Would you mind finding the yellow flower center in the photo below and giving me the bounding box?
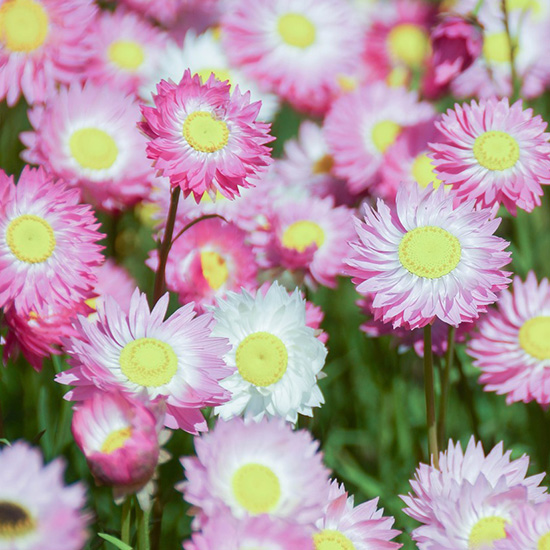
[232,463,281,514]
[69,128,119,171]
[386,66,410,88]
[108,40,145,71]
[236,331,288,387]
[183,111,229,154]
[312,154,334,175]
[101,427,132,454]
[0,501,35,538]
[119,337,178,387]
[196,67,232,85]
[0,0,49,53]
[483,32,513,64]
[282,220,325,253]
[468,516,508,549]
[200,250,228,290]
[388,23,430,67]
[399,226,461,279]
[538,532,550,550]
[337,74,358,92]
[313,530,356,550]
[519,316,550,360]
[277,12,316,49]
[473,130,520,171]
[371,120,401,153]
[6,214,56,264]
[411,153,443,189]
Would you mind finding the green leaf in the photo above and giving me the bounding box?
[0,438,11,446]
[98,533,133,550]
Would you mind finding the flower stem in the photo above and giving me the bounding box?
[121,497,132,546]
[136,500,150,550]
[423,324,439,469]
[472,0,485,17]
[501,0,521,101]
[437,325,456,448]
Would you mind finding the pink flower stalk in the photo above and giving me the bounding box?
[140,70,273,203]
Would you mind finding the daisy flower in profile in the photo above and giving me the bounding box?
[210,282,327,423]
[0,442,88,550]
[21,82,154,212]
[0,0,96,106]
[0,166,104,315]
[467,272,550,406]
[140,70,273,202]
[314,480,402,550]
[324,83,434,194]
[430,97,550,215]
[495,501,550,549]
[221,0,363,114]
[56,289,231,434]
[180,417,330,525]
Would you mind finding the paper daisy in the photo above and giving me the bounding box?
[180,417,330,525]
[21,82,154,212]
[467,272,550,406]
[0,442,88,550]
[0,0,96,106]
[495,501,550,549]
[324,83,434,194]
[346,183,511,330]
[140,70,273,202]
[210,281,327,423]
[221,0,363,114]
[0,166,104,315]
[430,97,550,215]
[56,289,231,433]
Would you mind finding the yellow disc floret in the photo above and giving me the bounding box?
[411,153,443,189]
[119,337,178,387]
[282,220,325,253]
[483,32,513,64]
[0,0,49,53]
[200,250,229,290]
[6,214,56,264]
[473,130,520,171]
[277,12,316,49]
[519,316,550,360]
[183,111,229,153]
[399,226,461,279]
[108,40,145,71]
[69,128,119,171]
[232,463,281,514]
[371,120,401,153]
[196,68,232,85]
[236,331,288,387]
[538,532,550,550]
[468,516,508,549]
[0,501,35,538]
[388,23,430,67]
[101,427,132,454]
[314,529,357,550]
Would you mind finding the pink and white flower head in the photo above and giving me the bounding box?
[346,183,511,330]
[494,501,550,549]
[91,259,136,314]
[56,289,231,433]
[467,272,550,406]
[146,218,258,310]
[314,480,402,549]
[209,282,327,423]
[0,0,96,106]
[180,417,330,525]
[184,512,313,550]
[86,8,168,97]
[430,97,550,216]
[140,70,273,203]
[0,166,104,315]
[21,82,154,213]
[253,196,356,289]
[324,83,435,194]
[221,0,363,115]
[0,441,88,549]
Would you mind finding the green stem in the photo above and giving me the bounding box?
[150,495,163,550]
[437,325,456,448]
[472,0,485,17]
[423,324,439,469]
[135,501,150,550]
[455,350,481,441]
[171,214,227,247]
[121,498,132,546]
[501,0,521,101]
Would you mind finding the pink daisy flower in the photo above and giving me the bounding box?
[0,166,104,315]
[0,441,88,549]
[314,480,402,549]
[180,417,330,525]
[90,259,136,314]
[430,97,550,215]
[0,0,96,106]
[324,83,434,194]
[346,183,511,330]
[221,0,363,115]
[56,289,231,433]
[140,70,273,203]
[21,82,154,212]
[494,501,550,549]
[467,272,550,406]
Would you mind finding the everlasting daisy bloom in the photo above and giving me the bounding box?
[210,282,327,423]
[314,480,402,549]
[324,83,434,194]
[0,0,96,106]
[0,166,104,315]
[347,183,511,329]
[140,70,273,202]
[430,97,550,215]
[21,82,154,212]
[56,289,231,433]
[494,501,550,549]
[0,442,88,550]
[180,417,330,525]
[221,0,363,115]
[467,272,550,406]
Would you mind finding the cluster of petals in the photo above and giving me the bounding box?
[494,501,550,549]
[91,259,136,314]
